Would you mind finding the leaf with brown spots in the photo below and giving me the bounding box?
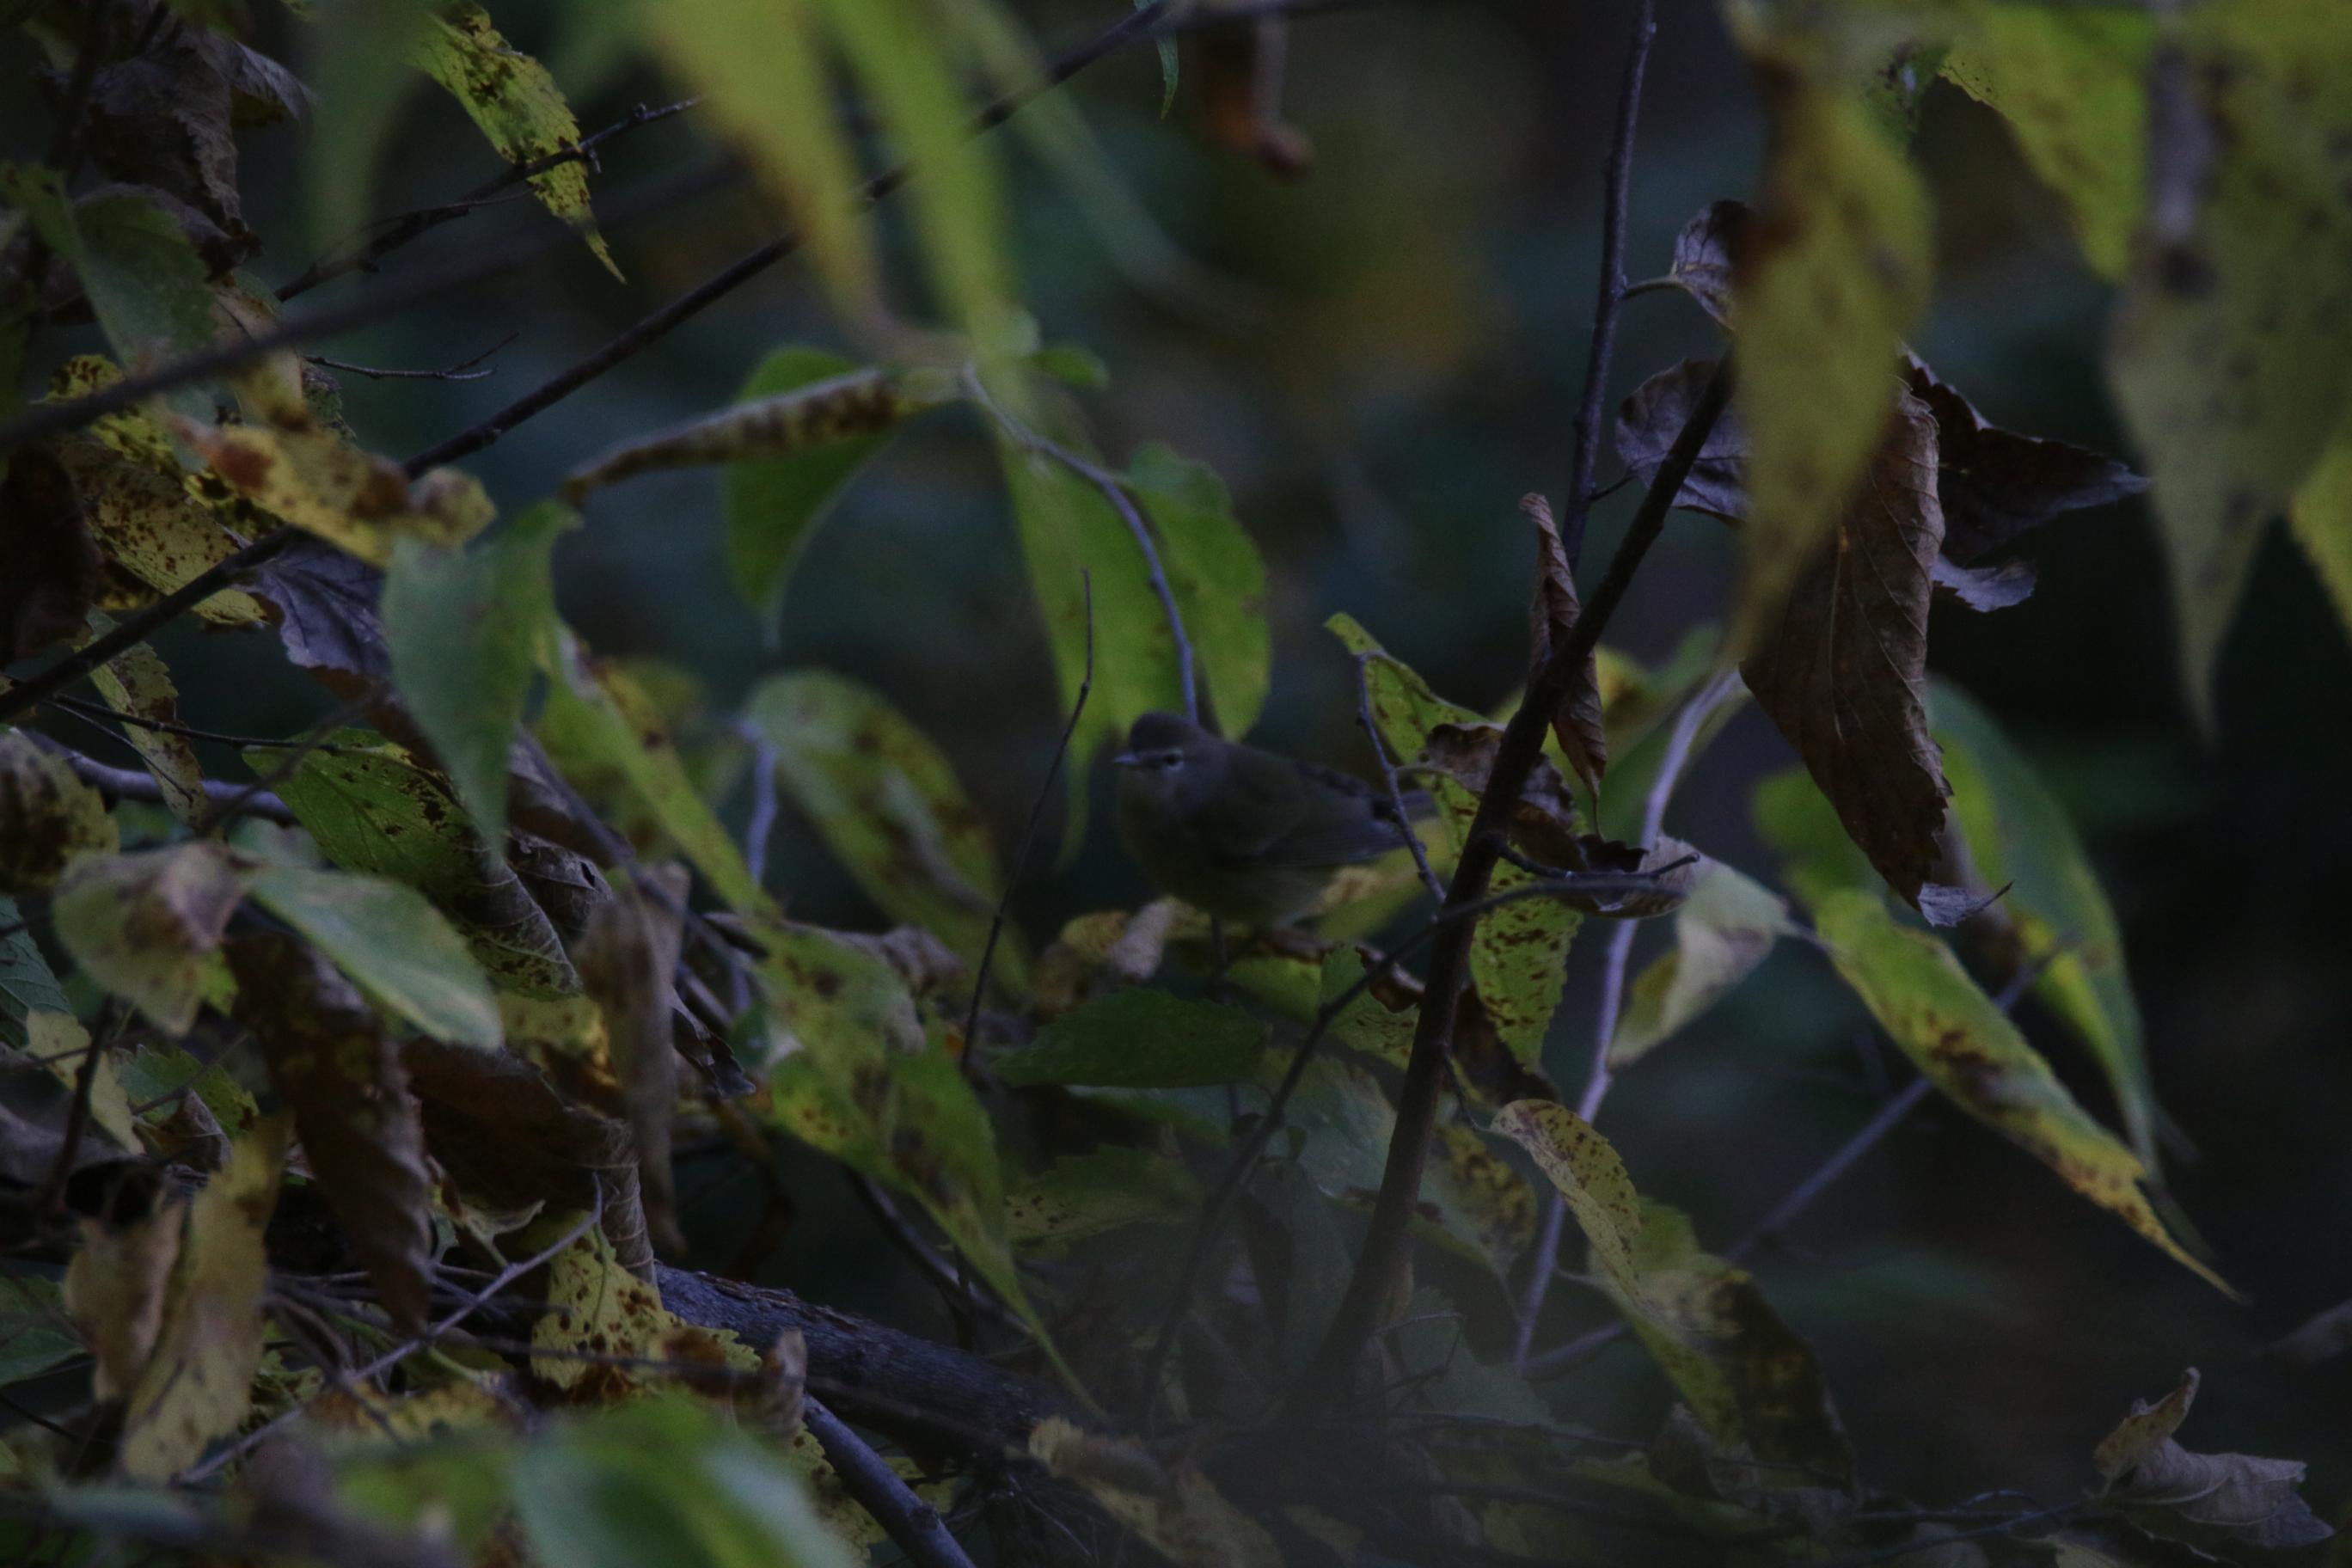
[529,1228,754,1396]
[1740,392,1955,912]
[748,670,1010,977]
[2105,3,2352,730]
[1814,891,2230,1295]
[52,841,248,1035]
[1522,493,1606,801]
[228,933,434,1335]
[1029,1418,1287,1568]
[2092,1369,2335,1553]
[1729,60,1931,649]
[1608,860,1792,1069]
[63,1181,183,1402]
[0,730,120,897]
[564,366,930,504]
[1006,1146,1199,1252]
[79,633,208,827]
[119,1114,289,1480]
[413,3,620,279]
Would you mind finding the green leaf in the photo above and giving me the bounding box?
[87,637,208,829]
[1929,680,2163,1171]
[412,3,619,278]
[1001,443,1186,854]
[0,896,70,1051]
[1813,891,2228,1295]
[994,986,1265,1088]
[1940,7,2148,281]
[301,0,432,261]
[246,866,503,1050]
[2289,413,2352,646]
[0,1276,79,1389]
[748,670,1010,976]
[817,0,1018,349]
[53,842,249,1035]
[537,633,770,920]
[115,1042,255,1136]
[382,502,571,854]
[1127,444,1271,738]
[641,0,876,321]
[1730,66,1932,648]
[719,349,902,633]
[1136,0,1178,113]
[512,1396,859,1568]
[1751,766,1877,913]
[1608,861,1790,1069]
[254,733,579,996]
[2106,3,2352,730]
[1491,1102,1854,1479]
[1007,1146,1199,1249]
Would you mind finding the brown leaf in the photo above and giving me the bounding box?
[1657,200,1749,327]
[1614,358,1750,524]
[229,933,435,1334]
[1418,720,1586,865]
[63,1183,182,1400]
[77,34,252,248]
[579,868,689,1259]
[1901,353,2147,563]
[1187,19,1313,179]
[246,536,394,687]
[0,731,119,896]
[0,443,102,659]
[1740,392,1953,909]
[2094,1369,2335,1553]
[1522,494,1607,799]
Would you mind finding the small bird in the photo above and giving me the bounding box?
[1112,711,1431,926]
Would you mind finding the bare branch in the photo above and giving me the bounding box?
[804,1398,978,1568]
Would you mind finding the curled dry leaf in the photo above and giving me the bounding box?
[52,841,248,1035]
[564,368,928,503]
[1739,392,1955,910]
[1614,358,1749,525]
[1652,199,1748,327]
[2092,1369,2335,1553]
[1522,493,1607,800]
[579,868,690,1259]
[229,932,436,1335]
[0,729,119,896]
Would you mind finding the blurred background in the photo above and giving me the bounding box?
[16,0,2349,1515]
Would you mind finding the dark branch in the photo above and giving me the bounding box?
[804,1399,978,1568]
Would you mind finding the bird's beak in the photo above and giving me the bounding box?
[1109,751,1141,768]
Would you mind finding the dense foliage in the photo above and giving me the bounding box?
[1,1,2348,1565]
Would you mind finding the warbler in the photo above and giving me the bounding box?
[1112,711,1432,926]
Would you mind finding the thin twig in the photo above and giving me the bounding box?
[32,1017,106,1218]
[1290,352,1735,1412]
[181,1200,606,1484]
[739,728,783,889]
[1511,666,1736,1369]
[1354,652,1445,902]
[1822,1500,2086,1568]
[1559,0,1656,567]
[52,745,297,826]
[276,99,702,302]
[203,689,382,836]
[963,573,1093,1077]
[308,332,516,383]
[803,1398,978,1568]
[45,693,361,754]
[969,375,1196,724]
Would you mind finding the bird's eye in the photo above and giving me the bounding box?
[1155,751,1184,770]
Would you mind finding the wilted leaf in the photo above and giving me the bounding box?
[1007,1146,1199,1249]
[1609,861,1791,1068]
[248,534,393,682]
[412,3,618,278]
[567,365,928,505]
[229,934,433,1334]
[1128,444,1272,739]
[64,1189,183,1401]
[53,841,248,1034]
[579,871,689,1259]
[1730,64,1931,646]
[530,1229,751,1394]
[382,502,570,854]
[1030,1418,1286,1568]
[1942,8,2151,280]
[175,371,494,567]
[1813,892,2226,1293]
[22,1009,138,1153]
[1615,358,1749,524]
[748,671,1008,973]
[257,734,579,996]
[1654,199,1746,327]
[721,350,909,633]
[79,31,249,243]
[995,986,1265,1087]
[2093,1369,2335,1553]
[86,636,207,826]
[538,634,770,920]
[120,1114,289,1480]
[2105,6,2352,729]
[246,865,502,1050]
[1492,1102,1854,1479]
[0,443,102,658]
[1931,681,2163,1170]
[0,728,119,895]
[1740,392,1954,910]
[1523,493,1606,799]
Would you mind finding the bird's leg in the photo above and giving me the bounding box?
[1206,915,1234,1000]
